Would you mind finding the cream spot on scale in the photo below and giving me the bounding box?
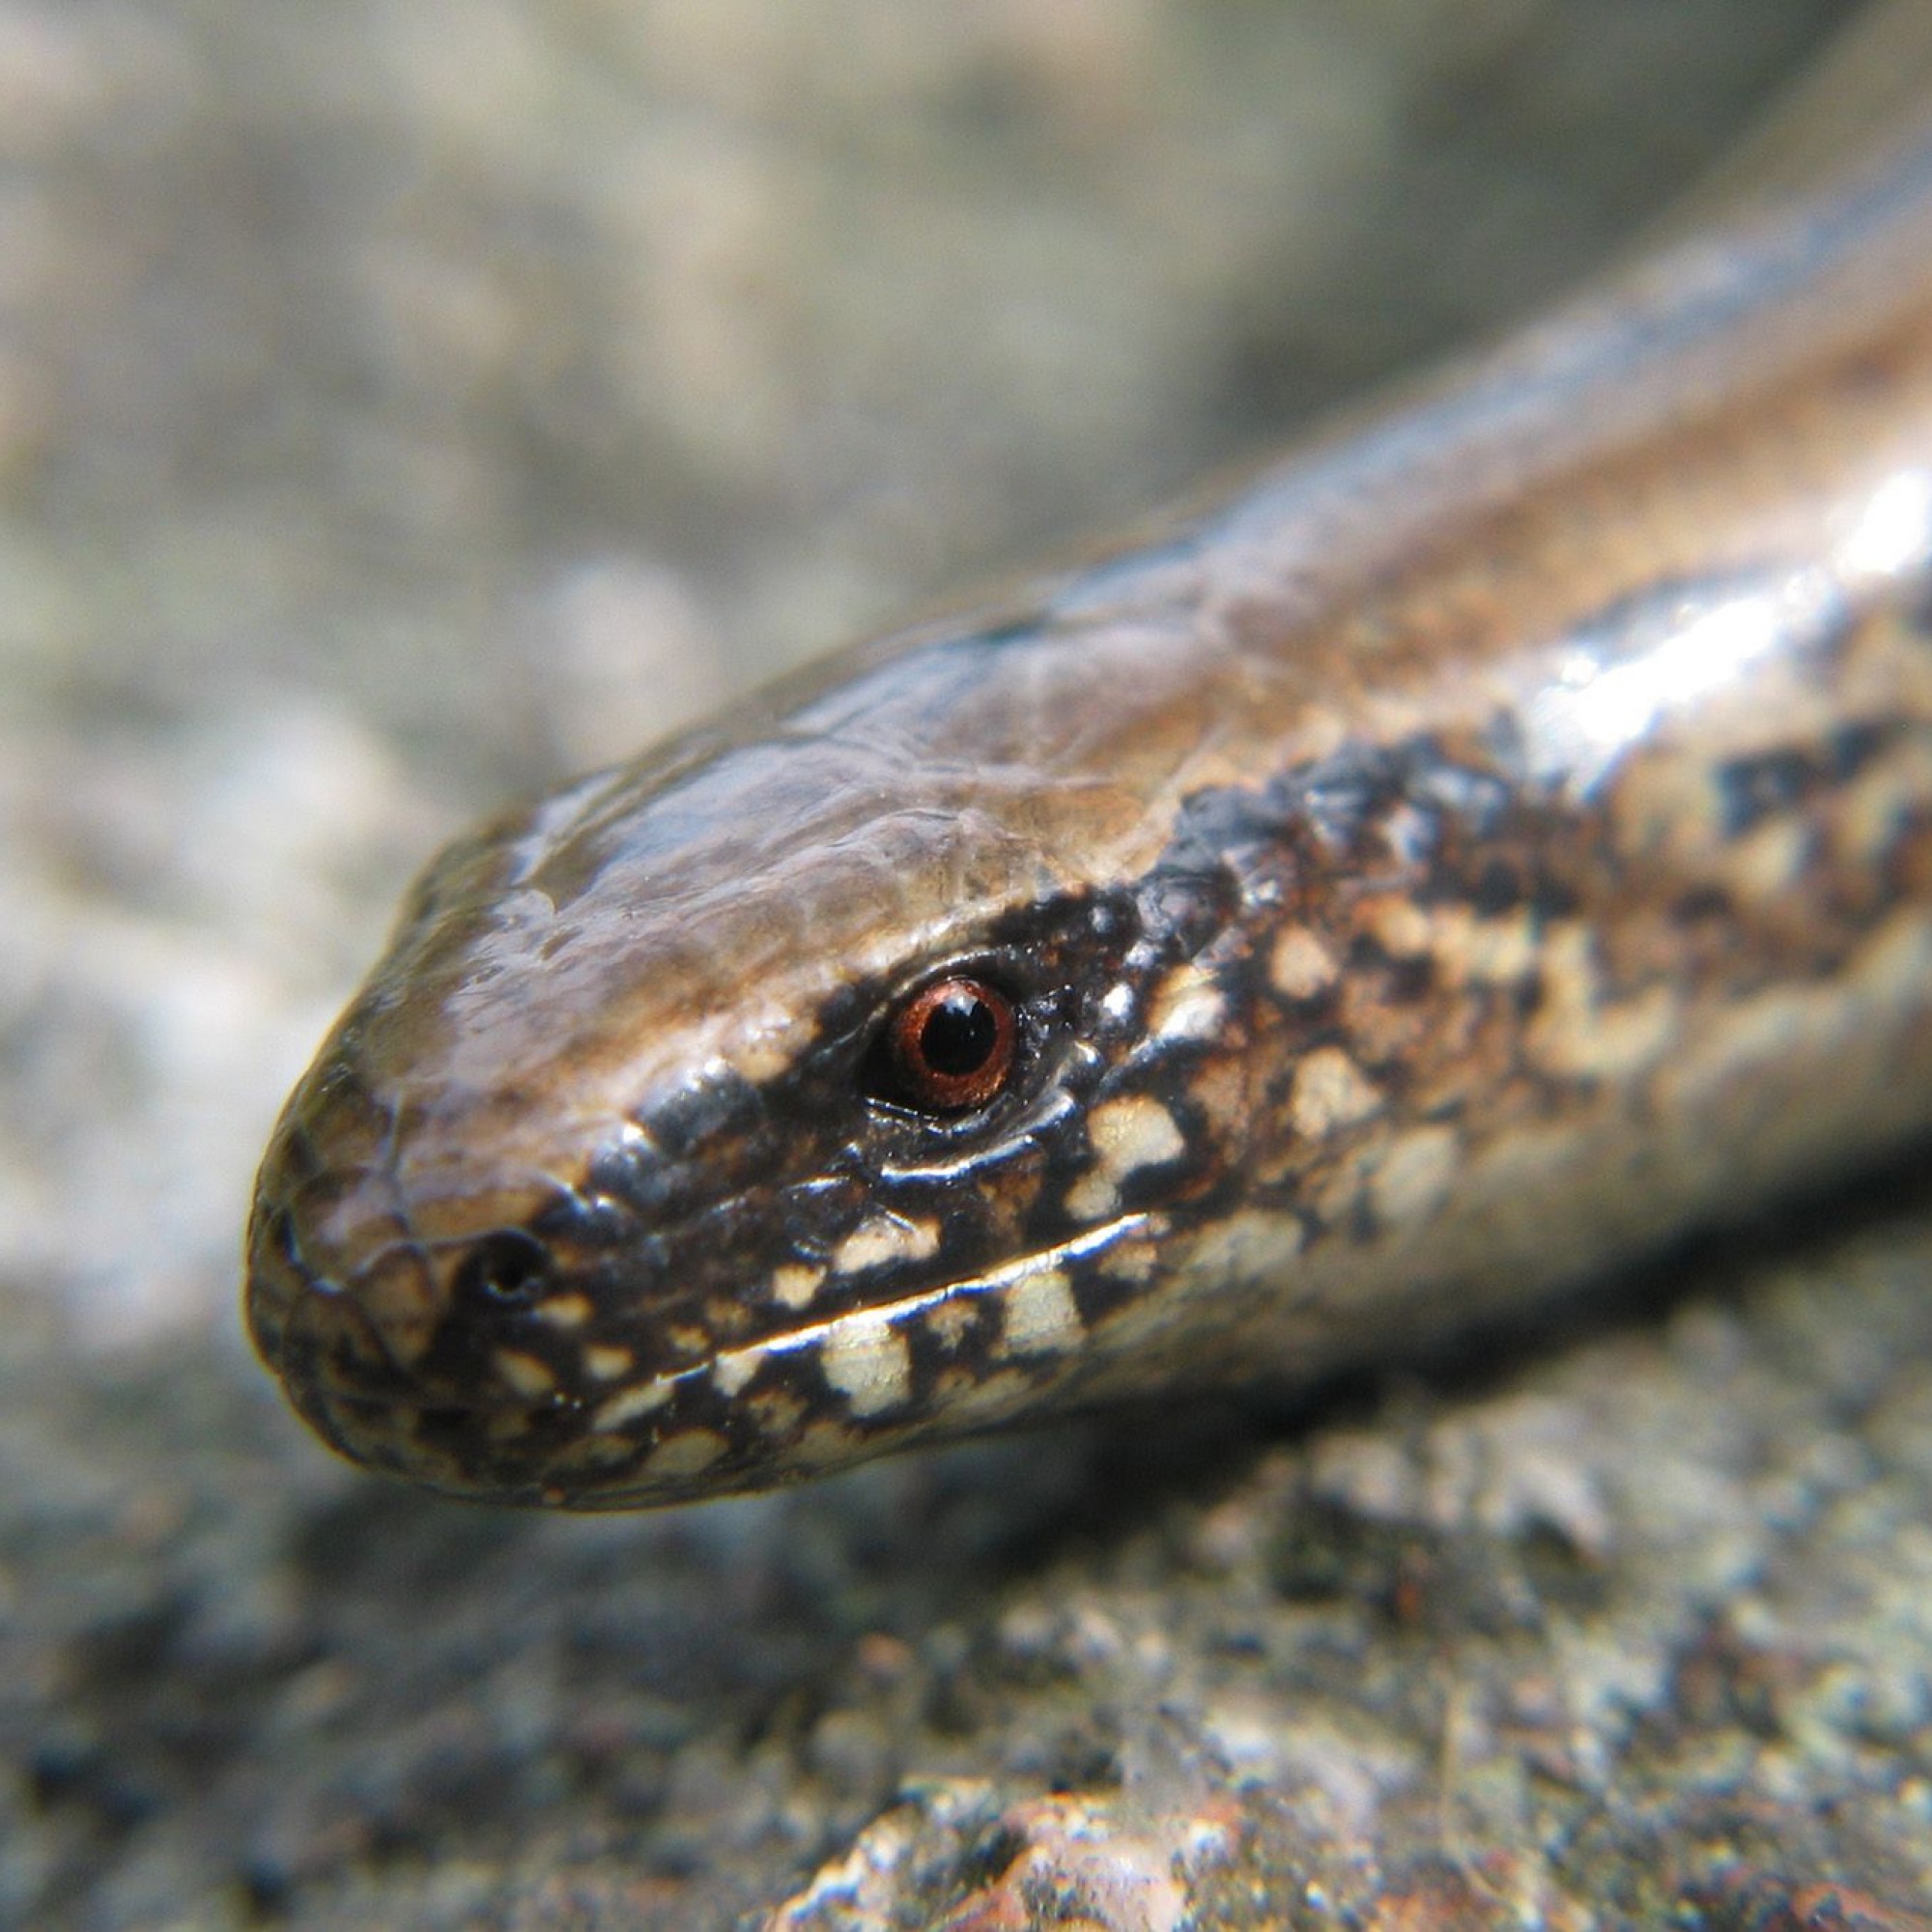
[1269,925,1340,1000]
[1288,1045,1381,1139]
[1000,1267,1083,1356]
[1526,923,1678,1080]
[591,1378,673,1434]
[1425,904,1539,987]
[647,1429,727,1479]
[818,1311,913,1416]
[1065,1094,1187,1221]
[833,1215,940,1276]
[770,1264,826,1311]
[731,1034,795,1085]
[924,1294,980,1350]
[1187,1055,1248,1140]
[1147,962,1225,1041]
[711,1350,762,1398]
[1100,1239,1159,1283]
[1719,815,1811,901]
[1368,896,1433,959]
[494,1350,556,1400]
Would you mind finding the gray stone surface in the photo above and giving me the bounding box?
[11,3,1931,1927]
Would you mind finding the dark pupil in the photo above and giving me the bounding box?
[919,990,997,1076]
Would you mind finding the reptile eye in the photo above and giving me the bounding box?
[877,976,1017,1113]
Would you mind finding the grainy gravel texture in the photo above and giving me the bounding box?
[7,2,1931,1927]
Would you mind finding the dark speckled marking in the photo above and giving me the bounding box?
[1715,721,1894,836]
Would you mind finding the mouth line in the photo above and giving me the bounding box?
[580,1210,1160,1435]
[276,1211,1160,1443]
[759,1212,1153,1359]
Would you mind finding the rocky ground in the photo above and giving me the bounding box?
[8,3,1930,1927]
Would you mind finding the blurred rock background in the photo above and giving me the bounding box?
[13,4,1932,1928]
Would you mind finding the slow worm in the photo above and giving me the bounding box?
[246,14,1932,1508]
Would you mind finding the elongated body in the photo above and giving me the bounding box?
[249,91,1932,1509]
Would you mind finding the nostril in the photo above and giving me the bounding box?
[453,1231,551,1309]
